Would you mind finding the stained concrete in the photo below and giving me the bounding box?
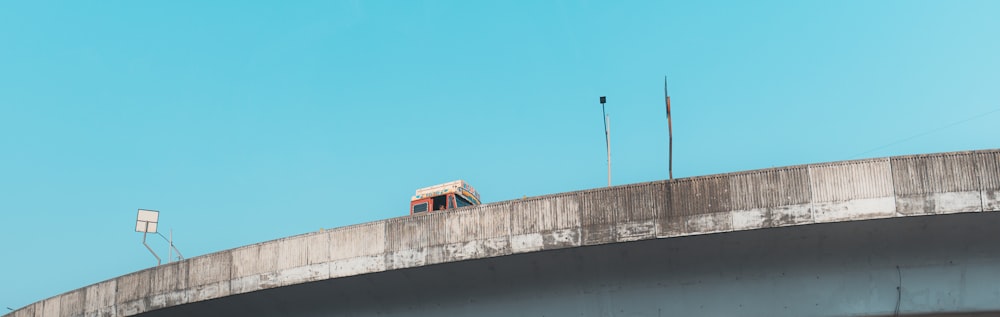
[137,212,1000,317]
[8,149,1000,317]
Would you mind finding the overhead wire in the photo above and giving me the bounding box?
[848,106,1000,159]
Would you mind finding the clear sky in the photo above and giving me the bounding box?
[2,0,998,310]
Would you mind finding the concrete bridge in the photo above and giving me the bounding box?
[8,149,1000,317]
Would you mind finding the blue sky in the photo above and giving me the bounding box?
[2,0,998,310]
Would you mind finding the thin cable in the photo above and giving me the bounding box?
[894,265,902,317]
[849,107,1000,159]
[156,232,185,260]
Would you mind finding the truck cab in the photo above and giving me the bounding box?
[410,180,481,215]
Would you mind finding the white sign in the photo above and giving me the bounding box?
[136,209,159,233]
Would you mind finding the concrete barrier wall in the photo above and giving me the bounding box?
[9,304,32,317]
[114,269,152,316]
[670,175,732,235]
[57,289,82,317]
[510,195,581,252]
[609,183,661,242]
[441,203,511,261]
[385,214,433,269]
[728,167,811,230]
[9,148,999,317]
[329,222,384,278]
[147,261,187,311]
[186,251,230,303]
[980,151,1000,211]
[273,234,327,288]
[83,280,115,317]
[809,158,895,222]
[40,298,58,317]
[580,187,619,245]
[230,242,279,294]
[893,151,983,216]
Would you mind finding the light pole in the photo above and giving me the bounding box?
[135,209,184,266]
[135,209,161,265]
[600,96,611,187]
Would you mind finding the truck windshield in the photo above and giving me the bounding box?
[412,202,428,213]
[456,196,473,208]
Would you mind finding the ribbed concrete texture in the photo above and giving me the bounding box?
[7,149,999,317]
[137,212,1000,317]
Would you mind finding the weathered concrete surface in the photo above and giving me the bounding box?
[7,149,1000,317]
[123,212,1000,317]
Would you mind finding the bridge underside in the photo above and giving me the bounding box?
[138,211,1000,317]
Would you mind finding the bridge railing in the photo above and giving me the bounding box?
[8,149,999,317]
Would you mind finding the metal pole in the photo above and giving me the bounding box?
[665,76,673,180]
[156,231,184,261]
[604,115,611,187]
[172,229,183,260]
[168,229,172,263]
[602,100,611,187]
[143,230,161,266]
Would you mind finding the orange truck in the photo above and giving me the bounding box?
[409,180,481,215]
